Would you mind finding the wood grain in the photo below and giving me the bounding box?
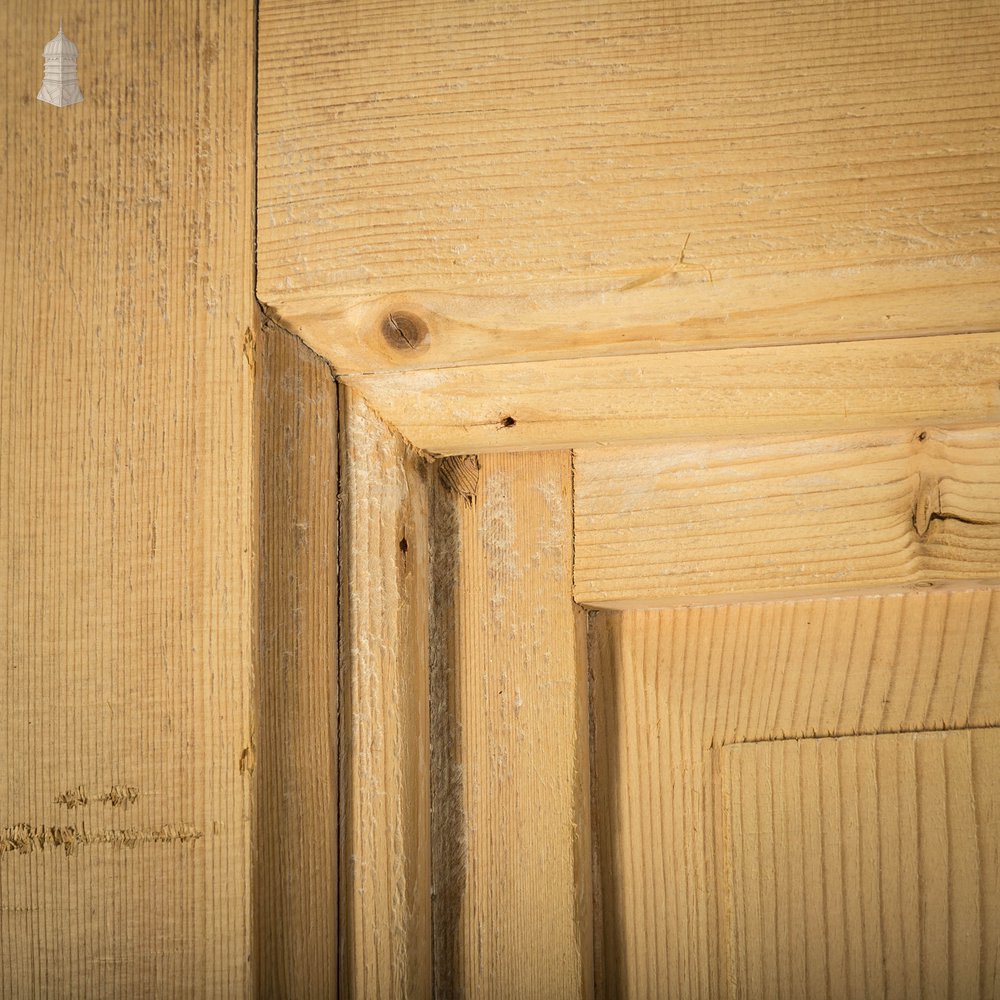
[343,332,1000,455]
[723,729,1000,999]
[258,0,1000,375]
[590,590,1000,999]
[339,388,433,999]
[0,2,255,996]
[430,452,593,999]
[256,316,338,997]
[575,425,1000,607]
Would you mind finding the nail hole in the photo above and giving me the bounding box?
[399,537,408,553]
[499,416,516,428]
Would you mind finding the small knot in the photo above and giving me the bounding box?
[381,312,428,351]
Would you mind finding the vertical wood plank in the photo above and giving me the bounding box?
[590,612,720,1000]
[1,2,255,995]
[431,452,593,999]
[722,729,1000,1000]
[339,388,433,999]
[256,317,338,997]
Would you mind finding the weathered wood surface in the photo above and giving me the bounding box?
[723,728,1000,999]
[590,590,1000,999]
[575,425,1000,607]
[344,332,1000,455]
[0,2,255,996]
[430,452,592,999]
[339,389,434,999]
[256,318,338,997]
[258,0,1000,375]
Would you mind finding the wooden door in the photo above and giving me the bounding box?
[3,0,999,997]
[256,1,1000,997]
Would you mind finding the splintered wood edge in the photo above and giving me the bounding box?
[339,331,1000,456]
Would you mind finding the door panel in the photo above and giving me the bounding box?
[722,728,1000,999]
[591,592,1000,999]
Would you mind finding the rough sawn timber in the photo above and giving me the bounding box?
[339,388,434,999]
[258,0,1000,375]
[0,3,256,995]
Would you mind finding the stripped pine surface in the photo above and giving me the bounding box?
[575,425,1000,607]
[590,590,1000,999]
[256,317,338,997]
[258,0,1000,375]
[339,388,433,999]
[722,728,1000,1000]
[343,332,1000,455]
[0,3,256,996]
[430,452,592,999]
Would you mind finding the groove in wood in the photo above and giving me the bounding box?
[256,316,338,998]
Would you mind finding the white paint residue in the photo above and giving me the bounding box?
[479,467,520,631]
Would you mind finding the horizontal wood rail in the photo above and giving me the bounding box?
[574,424,1000,607]
[342,332,1000,455]
[259,0,1000,377]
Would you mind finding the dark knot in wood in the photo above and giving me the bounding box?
[381,311,428,351]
